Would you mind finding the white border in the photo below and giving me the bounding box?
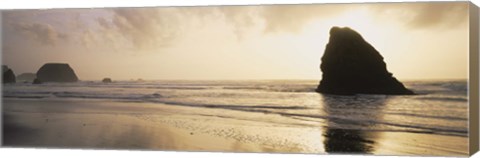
[0,0,475,9]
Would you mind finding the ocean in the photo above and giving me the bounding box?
[3,80,468,139]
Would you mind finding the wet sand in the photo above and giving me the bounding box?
[2,99,468,156]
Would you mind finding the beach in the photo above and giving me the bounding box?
[2,2,473,157]
[2,96,468,156]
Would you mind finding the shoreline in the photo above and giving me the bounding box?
[2,98,469,156]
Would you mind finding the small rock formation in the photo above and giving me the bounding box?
[2,65,16,84]
[2,65,8,72]
[102,78,112,83]
[316,27,413,95]
[32,78,42,84]
[17,73,36,82]
[36,63,79,82]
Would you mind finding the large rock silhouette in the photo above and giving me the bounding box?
[316,27,413,95]
[36,63,79,82]
[2,65,16,84]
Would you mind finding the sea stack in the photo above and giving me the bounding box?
[2,65,16,84]
[36,63,79,82]
[102,78,112,83]
[316,27,413,95]
[32,78,42,84]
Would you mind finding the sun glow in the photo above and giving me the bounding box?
[277,8,398,80]
[328,9,376,33]
[322,8,394,53]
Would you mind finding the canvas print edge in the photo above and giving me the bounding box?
[469,1,480,156]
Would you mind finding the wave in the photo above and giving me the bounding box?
[3,91,163,100]
[126,98,468,137]
[280,113,467,137]
[384,112,467,121]
[222,86,317,93]
[3,80,468,138]
[415,96,468,102]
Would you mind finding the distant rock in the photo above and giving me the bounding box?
[316,27,413,95]
[102,78,112,83]
[36,63,79,82]
[2,65,8,72]
[2,65,16,84]
[32,78,42,84]
[17,73,36,82]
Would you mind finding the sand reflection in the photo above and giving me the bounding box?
[320,94,388,154]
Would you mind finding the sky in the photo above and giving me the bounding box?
[1,2,470,80]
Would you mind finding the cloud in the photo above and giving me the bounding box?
[11,22,68,46]
[96,17,111,29]
[256,2,468,33]
[106,8,181,51]
[5,8,184,52]
[204,4,349,34]
[407,3,468,29]
[215,6,258,38]
[259,4,349,33]
[370,2,468,29]
[3,2,469,53]
[69,13,86,30]
[211,2,468,34]
[80,29,96,49]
